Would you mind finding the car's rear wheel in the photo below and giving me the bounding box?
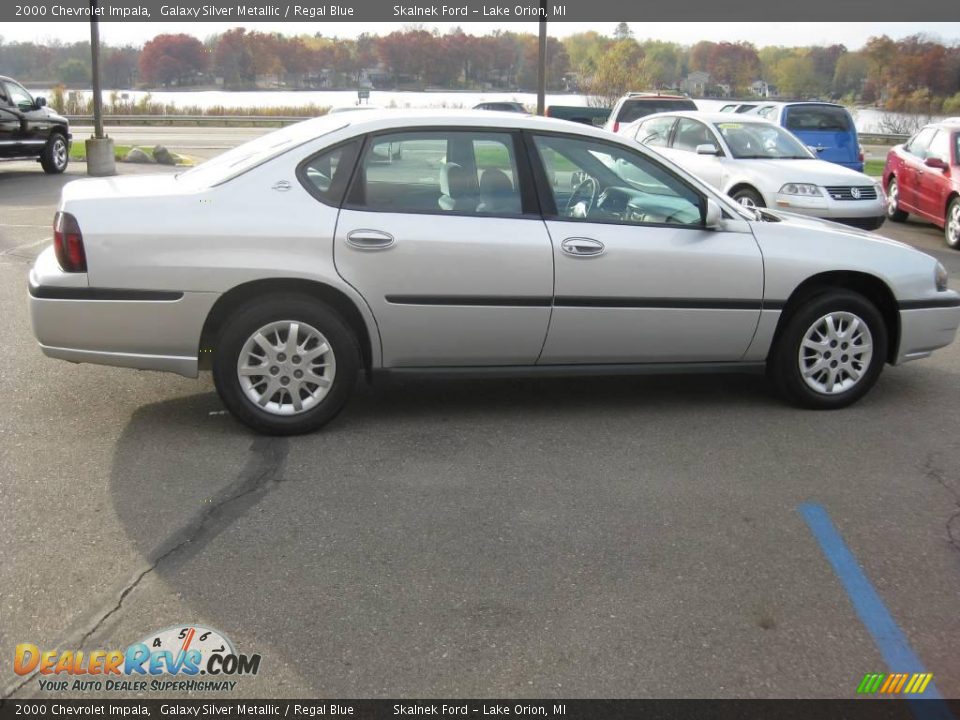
[945,197,960,249]
[40,133,69,174]
[768,289,887,409]
[212,295,360,435]
[731,187,765,209]
[886,177,908,222]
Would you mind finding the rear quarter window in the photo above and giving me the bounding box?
[785,106,853,132]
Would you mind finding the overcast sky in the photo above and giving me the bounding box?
[8,21,960,48]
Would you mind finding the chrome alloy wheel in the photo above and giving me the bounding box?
[237,320,336,416]
[798,312,873,395]
[737,195,758,209]
[948,202,960,246]
[52,136,68,170]
[887,181,899,216]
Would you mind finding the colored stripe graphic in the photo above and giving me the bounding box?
[798,503,955,720]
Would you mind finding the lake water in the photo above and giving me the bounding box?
[44,88,948,134]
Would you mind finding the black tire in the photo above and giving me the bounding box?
[731,186,765,209]
[40,132,69,174]
[768,289,888,410]
[886,177,908,222]
[945,197,960,249]
[213,294,360,435]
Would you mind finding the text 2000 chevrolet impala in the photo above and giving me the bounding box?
[29,111,960,434]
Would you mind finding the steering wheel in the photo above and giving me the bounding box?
[565,176,598,218]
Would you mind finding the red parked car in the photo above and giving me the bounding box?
[883,120,960,248]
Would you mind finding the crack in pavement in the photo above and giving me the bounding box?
[923,453,960,556]
[1,436,289,700]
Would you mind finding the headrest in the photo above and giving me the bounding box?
[440,162,473,198]
[480,168,514,196]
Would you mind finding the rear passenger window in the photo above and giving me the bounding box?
[347,131,522,216]
[298,140,360,206]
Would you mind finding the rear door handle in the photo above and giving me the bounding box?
[561,237,605,257]
[346,229,395,250]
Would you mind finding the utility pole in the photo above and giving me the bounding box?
[536,0,547,115]
[86,0,115,175]
[90,0,104,140]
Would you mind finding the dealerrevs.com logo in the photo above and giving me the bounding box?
[15,625,261,693]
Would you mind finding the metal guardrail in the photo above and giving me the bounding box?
[63,116,914,142]
[859,132,909,145]
[65,114,309,127]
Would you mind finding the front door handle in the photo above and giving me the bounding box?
[561,237,605,257]
[346,229,395,250]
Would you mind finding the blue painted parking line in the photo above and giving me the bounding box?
[798,502,954,719]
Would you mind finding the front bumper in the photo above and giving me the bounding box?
[773,190,885,229]
[896,301,960,364]
[28,247,216,378]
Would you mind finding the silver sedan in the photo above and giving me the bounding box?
[28,110,960,434]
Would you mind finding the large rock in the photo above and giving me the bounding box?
[153,145,176,166]
[124,147,154,164]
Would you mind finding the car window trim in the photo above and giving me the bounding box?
[295,137,363,208]
[523,129,709,231]
[341,126,541,220]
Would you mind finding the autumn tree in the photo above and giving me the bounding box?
[582,39,648,108]
[213,28,255,89]
[139,33,207,87]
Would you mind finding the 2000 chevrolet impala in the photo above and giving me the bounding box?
[29,111,960,434]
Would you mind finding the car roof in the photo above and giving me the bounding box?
[628,110,777,125]
[324,108,618,140]
[753,101,847,109]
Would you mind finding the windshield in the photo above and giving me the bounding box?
[176,115,349,188]
[712,121,813,160]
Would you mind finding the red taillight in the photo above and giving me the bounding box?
[613,121,620,133]
[859,144,865,163]
[53,211,87,273]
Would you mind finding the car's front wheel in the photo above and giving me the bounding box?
[886,177,908,222]
[945,196,960,249]
[40,133,69,174]
[731,187,765,209]
[768,289,888,409]
[213,295,360,435]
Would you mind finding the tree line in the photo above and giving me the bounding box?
[1,24,959,113]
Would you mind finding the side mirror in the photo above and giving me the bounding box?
[703,198,722,229]
[696,143,720,156]
[925,156,949,171]
[35,96,46,108]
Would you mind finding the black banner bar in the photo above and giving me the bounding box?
[4,0,959,22]
[1,700,959,720]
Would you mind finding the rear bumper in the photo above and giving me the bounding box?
[896,301,960,364]
[28,247,215,378]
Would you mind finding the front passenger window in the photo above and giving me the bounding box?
[533,134,703,227]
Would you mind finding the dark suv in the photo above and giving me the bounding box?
[0,76,71,174]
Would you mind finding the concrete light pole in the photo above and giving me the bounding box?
[86,0,115,176]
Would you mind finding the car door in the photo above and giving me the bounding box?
[528,132,763,364]
[333,128,554,367]
[0,84,17,158]
[660,117,725,190]
[917,129,952,222]
[2,80,44,150]
[899,127,937,213]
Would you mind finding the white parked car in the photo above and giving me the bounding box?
[28,110,959,435]
[623,112,885,230]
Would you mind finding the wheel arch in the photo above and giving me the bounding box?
[199,278,378,376]
[728,182,766,204]
[946,191,959,224]
[771,270,900,364]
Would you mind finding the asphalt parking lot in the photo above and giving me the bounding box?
[2,151,960,700]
